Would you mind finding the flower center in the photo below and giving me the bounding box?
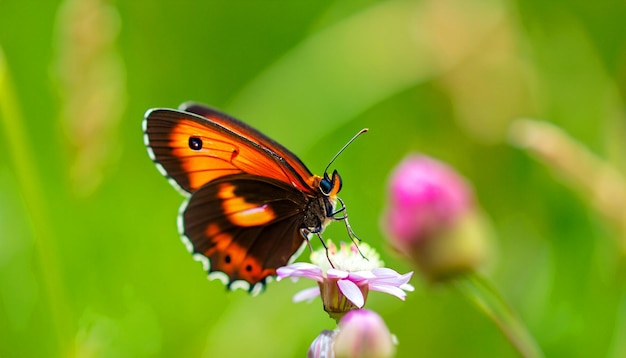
[311,241,384,272]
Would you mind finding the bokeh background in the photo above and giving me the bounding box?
[1,0,626,357]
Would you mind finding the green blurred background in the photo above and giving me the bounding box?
[1,0,626,357]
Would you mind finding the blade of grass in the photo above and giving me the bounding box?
[0,48,73,357]
[454,272,544,358]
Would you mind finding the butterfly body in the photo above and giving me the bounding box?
[143,103,345,294]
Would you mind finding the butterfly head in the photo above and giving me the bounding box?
[318,128,367,198]
[319,169,342,197]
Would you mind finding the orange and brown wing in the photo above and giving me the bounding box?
[179,102,316,186]
[143,108,315,194]
[180,174,310,293]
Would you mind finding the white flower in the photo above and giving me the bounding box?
[277,241,413,320]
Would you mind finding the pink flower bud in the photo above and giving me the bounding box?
[333,309,395,358]
[382,154,488,281]
[385,154,473,245]
[308,330,337,358]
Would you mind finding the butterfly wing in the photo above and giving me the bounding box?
[143,104,336,293]
[180,173,311,293]
[143,107,316,194]
[180,102,314,181]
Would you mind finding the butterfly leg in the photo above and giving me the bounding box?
[332,197,367,260]
[330,205,346,218]
[316,232,336,269]
[332,197,361,243]
[302,227,337,268]
[300,228,316,253]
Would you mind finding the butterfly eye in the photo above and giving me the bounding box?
[320,171,342,196]
[320,176,332,195]
[189,137,203,151]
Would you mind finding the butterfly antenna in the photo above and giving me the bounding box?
[324,128,368,174]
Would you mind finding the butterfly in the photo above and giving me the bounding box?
[143,102,365,294]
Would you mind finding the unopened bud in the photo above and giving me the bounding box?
[382,154,489,281]
[334,309,395,358]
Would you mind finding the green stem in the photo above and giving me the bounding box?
[0,49,73,356]
[606,260,626,358]
[453,272,543,358]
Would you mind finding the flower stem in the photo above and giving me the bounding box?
[453,272,543,358]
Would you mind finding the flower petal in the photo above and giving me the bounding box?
[370,268,413,286]
[348,271,377,280]
[277,263,324,282]
[337,279,364,308]
[326,268,349,279]
[371,267,402,277]
[293,286,321,303]
[369,284,408,301]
